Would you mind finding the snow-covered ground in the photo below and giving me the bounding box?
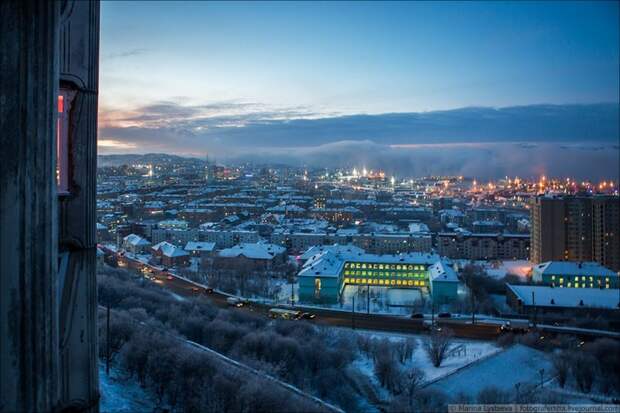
[99,363,156,413]
[427,344,552,397]
[301,286,426,316]
[353,330,501,391]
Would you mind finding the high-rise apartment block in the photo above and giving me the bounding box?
[530,195,620,271]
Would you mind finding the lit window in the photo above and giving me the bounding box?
[314,278,321,299]
[57,89,76,194]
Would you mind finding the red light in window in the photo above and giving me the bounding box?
[57,90,75,195]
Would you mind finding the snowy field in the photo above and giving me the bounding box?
[99,363,155,413]
[353,330,501,386]
[312,286,426,316]
[427,344,552,397]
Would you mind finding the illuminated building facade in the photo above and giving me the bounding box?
[298,245,459,304]
[532,261,618,289]
[531,195,620,270]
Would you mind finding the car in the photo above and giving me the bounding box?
[191,287,199,293]
[167,275,173,280]
[411,313,424,319]
[500,320,531,334]
[298,312,316,320]
[437,312,452,318]
[162,267,169,272]
[204,287,214,294]
[226,297,244,307]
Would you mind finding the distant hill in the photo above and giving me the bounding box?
[98,153,203,167]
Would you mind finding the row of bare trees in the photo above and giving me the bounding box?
[552,339,620,395]
[99,309,329,412]
[98,267,361,411]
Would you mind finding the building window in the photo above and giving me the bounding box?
[314,278,321,299]
[57,89,76,195]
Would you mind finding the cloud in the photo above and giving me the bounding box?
[103,48,150,60]
[97,101,620,179]
[226,141,620,181]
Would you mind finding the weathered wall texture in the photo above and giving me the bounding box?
[0,1,100,411]
[0,1,60,411]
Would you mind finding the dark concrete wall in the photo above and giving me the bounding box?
[1,1,100,411]
[0,1,60,411]
[57,1,100,410]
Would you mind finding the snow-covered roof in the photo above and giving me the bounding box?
[408,222,430,233]
[299,244,365,263]
[533,261,617,277]
[267,204,306,213]
[298,250,346,279]
[507,284,619,309]
[428,261,459,283]
[123,234,151,246]
[299,245,442,279]
[218,243,286,260]
[152,241,189,258]
[184,241,216,252]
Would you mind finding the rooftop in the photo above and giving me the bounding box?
[533,261,617,277]
[507,284,619,309]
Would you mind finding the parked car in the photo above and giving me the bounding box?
[500,320,531,334]
[204,287,214,294]
[437,312,452,318]
[226,297,244,307]
[411,313,424,319]
[298,312,316,320]
[167,275,173,280]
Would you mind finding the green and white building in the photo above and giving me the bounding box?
[298,244,459,304]
[532,261,618,289]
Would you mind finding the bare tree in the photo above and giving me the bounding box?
[402,367,425,406]
[424,328,454,368]
[394,337,418,364]
[552,354,570,388]
[477,386,510,403]
[570,352,597,393]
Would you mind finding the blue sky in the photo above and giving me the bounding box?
[101,1,619,112]
[98,1,619,179]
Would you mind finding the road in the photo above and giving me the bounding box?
[107,248,501,340]
[105,247,619,341]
